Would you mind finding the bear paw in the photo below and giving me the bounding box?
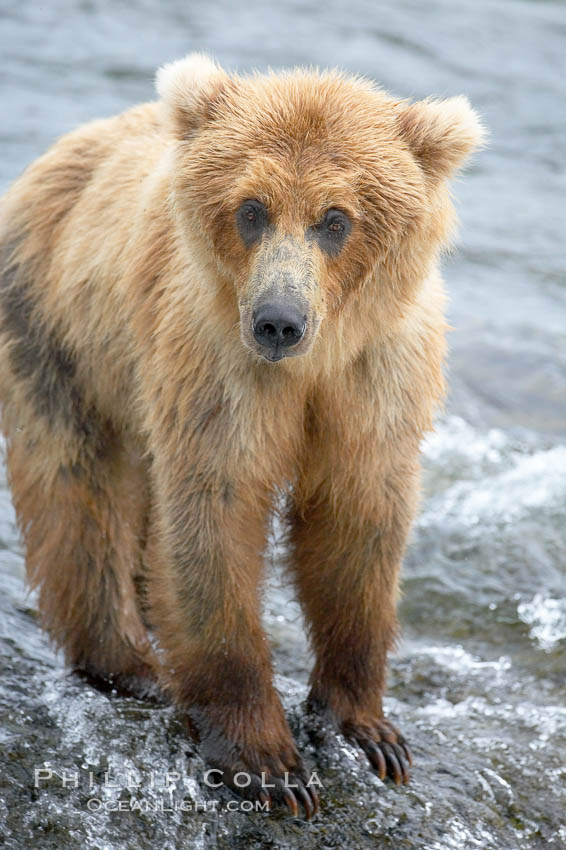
[186,712,319,819]
[342,717,412,786]
[219,756,319,819]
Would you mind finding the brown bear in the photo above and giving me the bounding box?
[0,54,483,818]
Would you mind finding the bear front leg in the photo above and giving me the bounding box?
[290,429,420,786]
[146,444,319,818]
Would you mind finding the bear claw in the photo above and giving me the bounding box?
[344,719,412,786]
[222,766,319,819]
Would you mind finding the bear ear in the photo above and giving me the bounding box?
[155,52,230,138]
[396,96,485,180]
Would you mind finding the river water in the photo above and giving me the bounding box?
[0,1,565,848]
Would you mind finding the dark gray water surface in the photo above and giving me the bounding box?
[1,1,565,848]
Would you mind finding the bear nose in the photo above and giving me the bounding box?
[252,302,306,350]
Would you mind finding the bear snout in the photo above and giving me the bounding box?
[252,300,307,361]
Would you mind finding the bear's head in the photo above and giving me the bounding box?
[156,54,484,365]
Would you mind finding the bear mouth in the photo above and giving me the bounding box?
[261,350,285,362]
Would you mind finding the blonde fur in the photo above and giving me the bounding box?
[0,53,482,813]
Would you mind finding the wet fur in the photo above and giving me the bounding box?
[0,54,483,810]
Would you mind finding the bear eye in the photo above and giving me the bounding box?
[236,199,269,247]
[311,208,351,256]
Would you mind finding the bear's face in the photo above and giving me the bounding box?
[157,55,484,363]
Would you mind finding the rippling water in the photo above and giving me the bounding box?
[1,1,564,848]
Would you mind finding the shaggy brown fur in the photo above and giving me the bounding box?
[0,54,483,817]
